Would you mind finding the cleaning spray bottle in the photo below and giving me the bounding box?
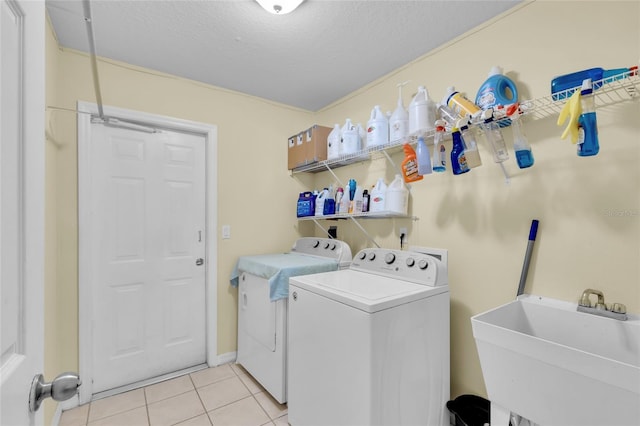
[327,124,342,160]
[450,126,470,175]
[577,78,599,157]
[389,81,410,142]
[335,187,344,214]
[366,105,389,148]
[510,110,534,168]
[401,144,423,183]
[432,120,447,172]
[480,110,509,162]
[460,120,482,169]
[415,136,432,176]
[409,86,436,136]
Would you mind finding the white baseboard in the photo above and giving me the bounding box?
[216,351,237,366]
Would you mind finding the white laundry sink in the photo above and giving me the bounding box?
[472,294,640,426]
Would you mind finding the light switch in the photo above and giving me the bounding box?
[222,225,231,239]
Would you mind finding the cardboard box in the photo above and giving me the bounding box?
[287,132,306,170]
[287,125,332,170]
[304,125,331,165]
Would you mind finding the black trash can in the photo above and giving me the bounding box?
[446,394,490,426]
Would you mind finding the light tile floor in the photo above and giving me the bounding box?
[59,363,288,426]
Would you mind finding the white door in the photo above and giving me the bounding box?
[0,0,45,425]
[88,123,207,393]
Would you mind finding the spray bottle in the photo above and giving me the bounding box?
[432,120,447,173]
[480,110,509,163]
[416,136,432,176]
[577,78,599,157]
[510,110,534,168]
[401,144,423,183]
[450,127,470,175]
[460,119,482,168]
[390,81,410,142]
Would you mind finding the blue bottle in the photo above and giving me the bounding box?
[577,79,599,157]
[510,112,534,168]
[475,66,519,127]
[416,136,432,176]
[450,129,470,175]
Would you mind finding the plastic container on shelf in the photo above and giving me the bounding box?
[315,188,329,216]
[432,120,447,173]
[401,144,423,183]
[415,136,432,176]
[341,119,360,155]
[480,114,509,163]
[475,66,519,110]
[390,83,410,142]
[385,175,409,215]
[551,65,638,100]
[409,86,437,135]
[442,86,481,119]
[370,178,387,213]
[450,128,470,175]
[510,111,534,168]
[327,124,342,160]
[460,123,482,169]
[297,192,315,217]
[366,105,389,148]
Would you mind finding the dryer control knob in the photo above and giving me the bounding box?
[368,252,376,261]
[406,258,415,267]
[313,240,320,248]
[418,259,429,269]
[324,242,330,249]
[359,252,367,260]
[385,253,396,264]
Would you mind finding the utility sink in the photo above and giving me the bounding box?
[472,294,640,426]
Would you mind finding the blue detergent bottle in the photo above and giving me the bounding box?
[577,79,599,157]
[450,128,470,175]
[476,66,519,127]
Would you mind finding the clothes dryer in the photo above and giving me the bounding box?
[232,238,351,403]
[288,247,449,425]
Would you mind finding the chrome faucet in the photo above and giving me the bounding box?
[577,288,627,321]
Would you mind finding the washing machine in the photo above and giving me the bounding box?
[288,247,450,426]
[234,237,352,404]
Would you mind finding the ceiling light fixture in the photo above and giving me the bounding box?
[255,0,304,15]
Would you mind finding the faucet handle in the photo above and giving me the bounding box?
[579,293,592,307]
[611,303,627,314]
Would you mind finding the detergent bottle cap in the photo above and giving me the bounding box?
[581,78,593,95]
[435,119,446,131]
[489,66,503,76]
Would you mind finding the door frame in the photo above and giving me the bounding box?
[77,101,218,405]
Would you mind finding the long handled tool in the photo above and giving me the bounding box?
[516,219,539,297]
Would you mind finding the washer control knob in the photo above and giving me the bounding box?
[368,252,376,261]
[330,243,336,250]
[418,259,429,270]
[359,252,367,260]
[324,242,330,249]
[312,240,320,248]
[406,258,415,267]
[385,253,396,264]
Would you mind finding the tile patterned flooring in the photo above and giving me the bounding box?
[59,363,288,426]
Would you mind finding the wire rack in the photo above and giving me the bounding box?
[291,70,639,174]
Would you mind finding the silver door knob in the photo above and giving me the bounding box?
[196,258,204,266]
[29,372,81,412]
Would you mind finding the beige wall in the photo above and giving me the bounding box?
[45,0,639,418]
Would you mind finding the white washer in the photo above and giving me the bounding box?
[288,247,450,426]
[236,237,352,404]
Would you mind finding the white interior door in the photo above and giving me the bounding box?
[88,123,207,393]
[0,0,45,424]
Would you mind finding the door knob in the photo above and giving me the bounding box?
[29,372,81,413]
[196,258,204,266]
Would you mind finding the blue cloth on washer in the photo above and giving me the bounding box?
[229,253,339,301]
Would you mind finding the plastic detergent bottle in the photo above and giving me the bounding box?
[577,79,599,157]
[510,111,534,168]
[385,175,409,215]
[315,188,329,216]
[415,136,432,176]
[341,119,360,155]
[401,144,423,183]
[450,128,470,175]
[366,105,389,148]
[370,178,387,212]
[432,120,447,173]
[389,82,410,142]
[442,86,481,119]
[475,66,519,112]
[480,115,509,163]
[352,186,364,214]
[327,124,341,160]
[460,121,482,169]
[409,86,436,136]
[335,187,344,214]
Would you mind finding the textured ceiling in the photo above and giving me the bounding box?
[46,0,521,111]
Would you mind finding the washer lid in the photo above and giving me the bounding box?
[290,269,449,313]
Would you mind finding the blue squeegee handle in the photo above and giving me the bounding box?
[517,220,539,297]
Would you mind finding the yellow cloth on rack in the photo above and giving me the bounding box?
[557,90,582,143]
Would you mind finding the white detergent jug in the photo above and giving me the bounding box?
[327,124,341,160]
[409,86,436,136]
[366,105,389,148]
[341,119,360,155]
[385,174,409,215]
[369,178,387,213]
[315,188,329,216]
[390,81,410,142]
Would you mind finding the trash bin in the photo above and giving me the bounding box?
[446,394,490,426]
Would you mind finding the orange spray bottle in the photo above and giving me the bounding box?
[401,144,423,183]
